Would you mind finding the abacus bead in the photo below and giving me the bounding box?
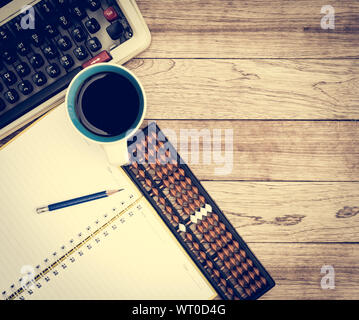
[200,251,206,260]
[243,274,250,284]
[260,277,267,286]
[249,271,255,280]
[186,233,193,241]
[231,269,238,278]
[213,269,220,278]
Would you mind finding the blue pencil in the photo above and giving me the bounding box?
[36,189,124,214]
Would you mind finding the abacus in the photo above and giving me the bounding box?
[123,123,275,300]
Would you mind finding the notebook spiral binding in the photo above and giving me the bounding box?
[2,192,140,301]
[123,122,275,300]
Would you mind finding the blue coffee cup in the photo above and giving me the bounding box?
[65,63,146,165]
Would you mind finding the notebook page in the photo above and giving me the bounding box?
[0,105,138,296]
[26,196,216,300]
[0,104,216,299]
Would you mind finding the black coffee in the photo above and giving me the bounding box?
[75,72,140,137]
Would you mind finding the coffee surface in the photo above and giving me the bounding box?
[76,72,140,137]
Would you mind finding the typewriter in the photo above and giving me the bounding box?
[0,0,150,139]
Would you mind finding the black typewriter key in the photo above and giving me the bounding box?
[9,20,23,36]
[18,80,33,95]
[44,24,59,38]
[30,32,44,47]
[58,15,72,30]
[57,36,72,51]
[2,71,17,86]
[73,46,88,60]
[71,26,86,42]
[1,49,17,65]
[0,98,5,112]
[86,0,101,11]
[15,62,31,77]
[53,0,68,8]
[106,21,124,40]
[59,54,74,70]
[29,54,45,68]
[42,44,58,59]
[0,28,12,42]
[4,89,19,104]
[16,41,31,56]
[85,18,100,34]
[38,1,55,17]
[32,72,47,86]
[46,63,61,78]
[86,37,102,52]
[70,3,87,20]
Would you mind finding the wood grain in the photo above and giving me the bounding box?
[125,58,359,120]
[136,0,359,58]
[202,181,359,243]
[152,120,359,181]
[0,0,357,299]
[248,243,359,299]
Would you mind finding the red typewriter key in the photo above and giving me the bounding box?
[104,6,118,22]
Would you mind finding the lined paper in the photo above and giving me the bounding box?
[0,105,215,300]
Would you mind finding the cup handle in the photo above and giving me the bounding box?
[103,140,129,166]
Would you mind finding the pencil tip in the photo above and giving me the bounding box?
[107,189,124,196]
[36,206,49,214]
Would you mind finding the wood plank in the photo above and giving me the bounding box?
[202,181,359,243]
[152,120,359,181]
[137,0,359,58]
[125,58,359,120]
[248,243,359,299]
[2,120,358,182]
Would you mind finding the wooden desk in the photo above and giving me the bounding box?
[2,0,358,299]
[129,0,359,299]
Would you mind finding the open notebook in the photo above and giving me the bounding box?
[0,105,216,300]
